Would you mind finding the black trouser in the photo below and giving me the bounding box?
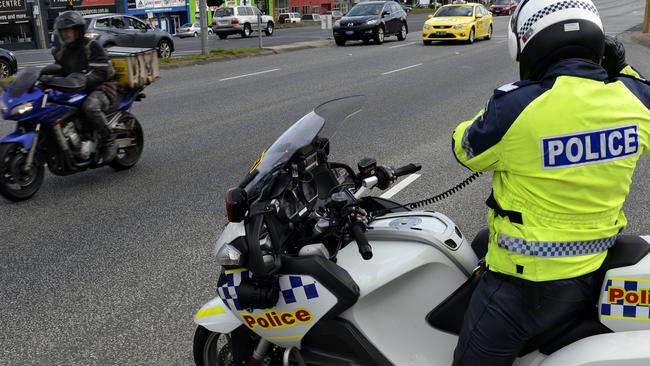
[81,90,111,140]
[452,270,599,366]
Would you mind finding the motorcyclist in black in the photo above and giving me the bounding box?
[52,11,117,162]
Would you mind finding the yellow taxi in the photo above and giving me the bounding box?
[422,3,493,45]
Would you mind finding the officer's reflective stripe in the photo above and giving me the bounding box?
[88,63,110,67]
[542,125,638,168]
[497,234,616,257]
[461,128,475,159]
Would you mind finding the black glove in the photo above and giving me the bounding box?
[602,35,627,78]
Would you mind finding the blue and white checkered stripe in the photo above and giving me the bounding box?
[278,276,319,305]
[601,279,650,319]
[497,234,616,257]
[218,271,320,311]
[218,270,250,311]
[518,0,599,38]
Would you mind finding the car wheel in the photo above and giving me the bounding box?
[194,32,198,37]
[397,23,407,41]
[242,24,251,38]
[217,33,228,40]
[485,25,492,40]
[335,38,346,46]
[374,25,384,44]
[0,59,11,79]
[208,29,213,35]
[264,22,274,36]
[468,28,475,44]
[158,39,172,58]
[423,40,432,45]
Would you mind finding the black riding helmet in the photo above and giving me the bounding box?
[54,11,87,42]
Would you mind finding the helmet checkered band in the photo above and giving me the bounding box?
[498,233,616,257]
[518,0,599,38]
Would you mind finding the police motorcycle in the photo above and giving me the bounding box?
[193,96,650,366]
[0,65,145,201]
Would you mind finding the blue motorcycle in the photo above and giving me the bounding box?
[0,66,145,201]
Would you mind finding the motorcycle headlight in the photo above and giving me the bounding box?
[454,23,469,29]
[423,24,433,30]
[11,102,33,116]
[216,243,243,266]
[366,19,377,25]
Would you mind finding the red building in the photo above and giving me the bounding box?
[287,0,333,14]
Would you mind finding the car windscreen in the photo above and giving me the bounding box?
[435,6,474,17]
[347,3,384,16]
[493,0,511,4]
[214,8,234,17]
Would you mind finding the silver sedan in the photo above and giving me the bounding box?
[176,23,213,38]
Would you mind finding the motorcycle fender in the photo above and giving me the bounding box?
[1,131,36,149]
[193,297,242,334]
[539,330,650,366]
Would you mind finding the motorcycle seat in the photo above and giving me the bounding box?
[427,232,650,356]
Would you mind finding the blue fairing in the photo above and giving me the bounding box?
[0,131,36,149]
[2,84,45,121]
[118,89,139,110]
[48,89,88,106]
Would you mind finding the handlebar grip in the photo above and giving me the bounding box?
[350,222,373,260]
[393,163,422,178]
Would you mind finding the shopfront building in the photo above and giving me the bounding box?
[125,0,189,35]
[0,0,36,49]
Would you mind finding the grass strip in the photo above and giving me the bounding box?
[160,47,266,64]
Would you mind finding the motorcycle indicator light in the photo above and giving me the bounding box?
[216,243,243,266]
[226,187,248,223]
[11,102,33,116]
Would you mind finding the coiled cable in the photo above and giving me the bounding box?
[407,172,483,209]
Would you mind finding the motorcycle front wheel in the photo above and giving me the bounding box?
[193,326,234,366]
[0,143,44,202]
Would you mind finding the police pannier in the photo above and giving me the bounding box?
[107,47,159,89]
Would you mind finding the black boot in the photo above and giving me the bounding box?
[102,132,117,163]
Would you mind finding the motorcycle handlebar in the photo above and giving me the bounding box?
[393,163,422,178]
[350,221,373,260]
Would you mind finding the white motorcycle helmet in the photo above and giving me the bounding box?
[507,0,605,80]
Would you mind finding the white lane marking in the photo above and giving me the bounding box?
[219,68,280,81]
[389,41,416,49]
[380,174,421,199]
[381,63,422,75]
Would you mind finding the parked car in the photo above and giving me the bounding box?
[490,0,517,15]
[176,22,213,38]
[332,1,408,46]
[83,14,175,58]
[0,48,18,79]
[212,6,274,39]
[401,5,412,12]
[323,10,344,20]
[301,14,322,22]
[422,3,492,45]
[278,12,301,23]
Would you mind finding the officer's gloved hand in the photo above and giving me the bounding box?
[602,35,627,78]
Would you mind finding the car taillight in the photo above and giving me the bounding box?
[231,18,240,25]
[226,187,248,223]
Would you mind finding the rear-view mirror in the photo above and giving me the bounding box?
[382,11,390,17]
[476,13,484,18]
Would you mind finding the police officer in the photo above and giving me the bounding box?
[52,11,118,162]
[451,0,650,364]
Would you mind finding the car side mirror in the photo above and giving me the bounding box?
[476,13,484,18]
[382,11,390,17]
[427,14,434,19]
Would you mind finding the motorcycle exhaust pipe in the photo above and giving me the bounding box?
[283,347,306,366]
[247,339,271,366]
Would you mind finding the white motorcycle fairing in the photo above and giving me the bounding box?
[194,296,242,334]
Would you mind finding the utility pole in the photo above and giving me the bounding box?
[199,0,209,55]
[642,0,650,33]
[32,0,47,49]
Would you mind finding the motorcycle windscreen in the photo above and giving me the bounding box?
[244,95,365,198]
[9,67,41,98]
